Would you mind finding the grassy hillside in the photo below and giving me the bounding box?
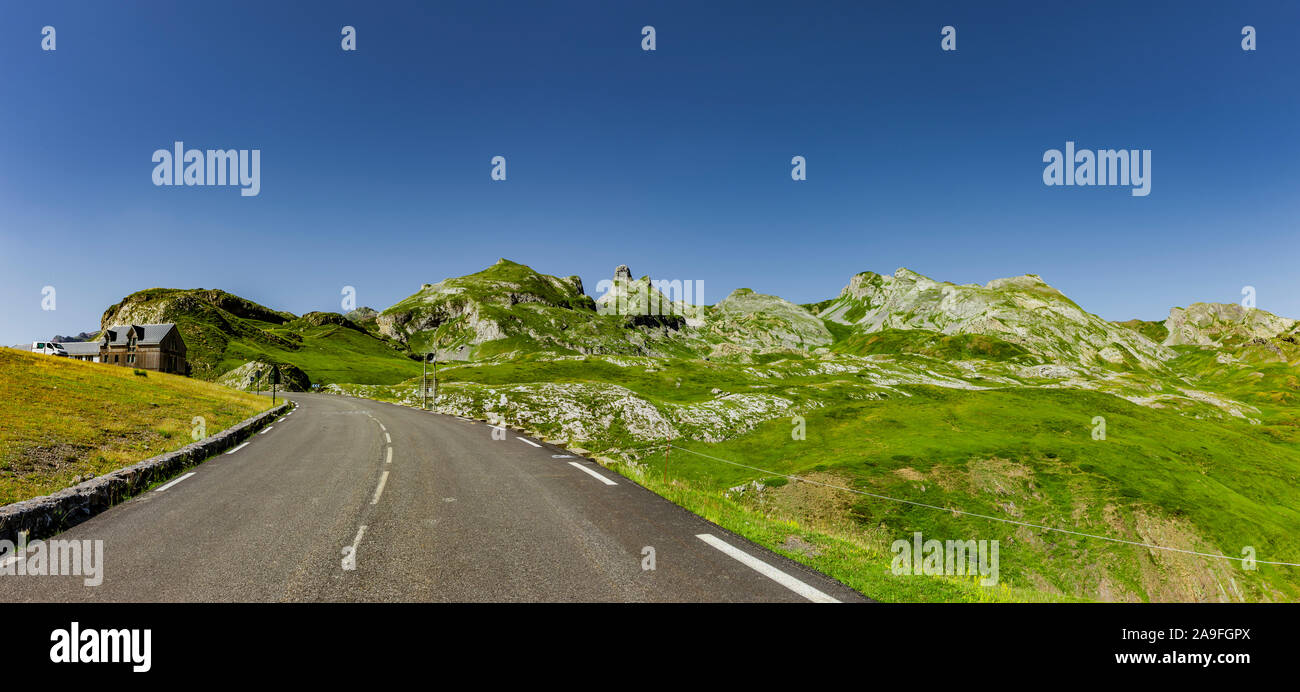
[100,288,420,386]
[378,259,701,358]
[0,349,271,505]
[331,350,1300,602]
[77,263,1300,602]
[832,328,1036,363]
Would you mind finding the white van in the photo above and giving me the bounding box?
[30,341,69,356]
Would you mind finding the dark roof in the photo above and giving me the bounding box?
[103,323,178,346]
[59,342,102,355]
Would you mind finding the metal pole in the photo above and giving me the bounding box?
[431,354,438,408]
[664,440,671,484]
[422,355,428,410]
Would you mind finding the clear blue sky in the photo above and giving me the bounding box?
[1,1,1297,344]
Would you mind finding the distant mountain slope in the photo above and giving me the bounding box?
[704,288,832,352]
[817,268,1174,369]
[378,259,699,357]
[1114,319,1169,344]
[1162,302,1296,348]
[100,288,419,386]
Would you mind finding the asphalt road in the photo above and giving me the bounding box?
[0,393,868,602]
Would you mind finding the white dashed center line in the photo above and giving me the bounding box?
[155,472,197,493]
[342,525,367,572]
[385,447,392,464]
[568,461,617,486]
[384,432,391,444]
[371,471,390,505]
[695,533,840,603]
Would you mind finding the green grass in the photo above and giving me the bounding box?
[650,386,1300,601]
[1116,319,1170,343]
[347,351,1300,602]
[102,288,421,387]
[832,328,1036,363]
[0,349,271,505]
[233,320,422,385]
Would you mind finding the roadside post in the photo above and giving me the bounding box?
[269,367,279,405]
[421,351,439,410]
[664,438,671,484]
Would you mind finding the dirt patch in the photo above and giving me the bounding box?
[780,534,822,557]
[1131,509,1236,602]
[967,457,1032,497]
[5,443,94,475]
[892,467,924,481]
[744,470,892,555]
[6,430,164,478]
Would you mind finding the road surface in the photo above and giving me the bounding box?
[0,393,868,602]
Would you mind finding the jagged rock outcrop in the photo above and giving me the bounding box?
[214,360,311,392]
[1162,303,1296,347]
[817,267,1174,369]
[705,288,832,351]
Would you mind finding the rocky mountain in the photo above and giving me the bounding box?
[49,331,98,343]
[593,265,700,329]
[377,259,698,357]
[1162,302,1297,348]
[703,288,832,354]
[213,359,312,392]
[85,262,1300,602]
[816,268,1174,370]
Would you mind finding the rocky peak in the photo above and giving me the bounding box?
[1163,303,1296,347]
[614,265,633,283]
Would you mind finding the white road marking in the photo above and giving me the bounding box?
[342,525,367,571]
[695,533,840,603]
[155,472,197,493]
[568,461,617,485]
[260,426,273,435]
[225,442,250,455]
[377,422,386,432]
[384,432,391,444]
[371,471,390,505]
[551,454,573,458]
[517,437,542,448]
[385,447,393,464]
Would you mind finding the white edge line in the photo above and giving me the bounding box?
[384,432,391,444]
[371,471,390,505]
[567,461,617,485]
[154,472,197,493]
[225,442,250,455]
[385,447,393,464]
[695,533,840,603]
[517,437,542,448]
[259,426,273,435]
